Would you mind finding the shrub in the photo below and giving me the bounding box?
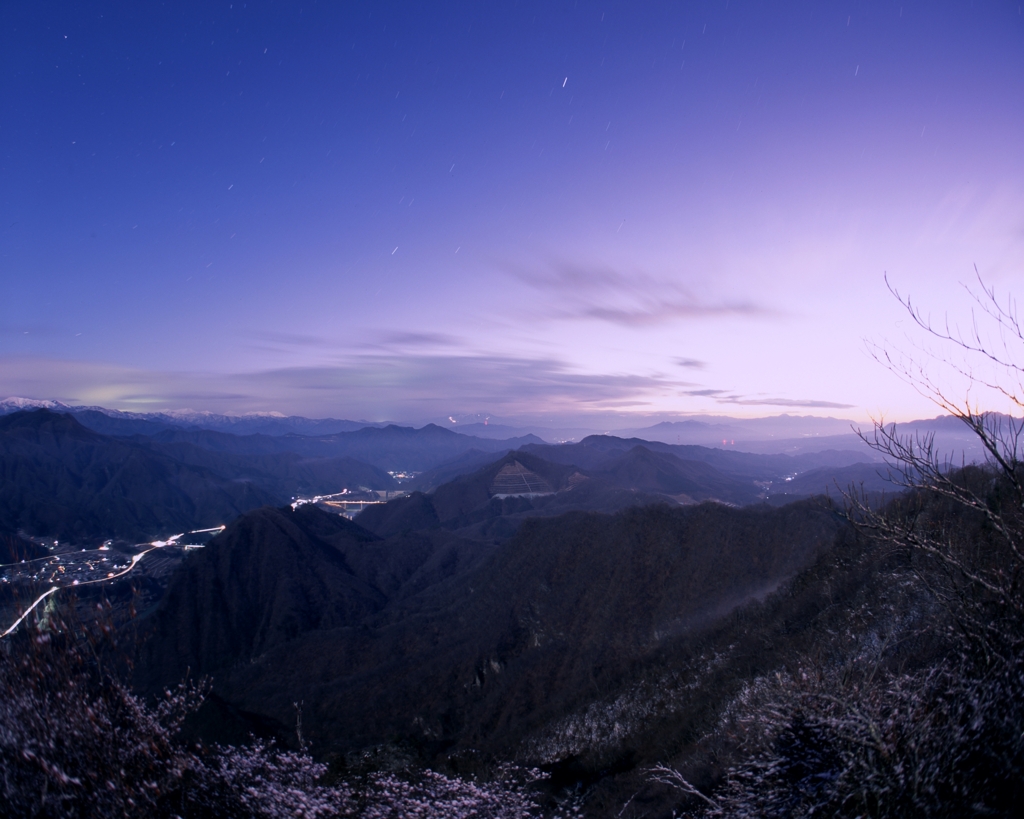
[0,615,547,817]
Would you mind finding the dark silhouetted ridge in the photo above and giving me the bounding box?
[135,499,840,757]
[0,410,279,541]
[596,445,757,504]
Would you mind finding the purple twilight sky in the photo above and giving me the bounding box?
[2,1,1023,424]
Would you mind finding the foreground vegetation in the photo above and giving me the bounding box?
[0,615,558,818]
[655,276,1024,816]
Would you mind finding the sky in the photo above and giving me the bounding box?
[2,1,1023,425]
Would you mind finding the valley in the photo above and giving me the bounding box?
[0,404,894,655]
[1,402,1015,816]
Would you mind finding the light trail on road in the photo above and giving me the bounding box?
[0,587,58,638]
[0,554,60,569]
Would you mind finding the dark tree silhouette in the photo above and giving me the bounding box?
[657,273,1024,817]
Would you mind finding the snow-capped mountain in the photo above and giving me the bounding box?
[0,398,375,437]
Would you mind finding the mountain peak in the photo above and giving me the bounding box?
[0,397,74,412]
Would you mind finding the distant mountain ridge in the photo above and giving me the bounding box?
[0,397,378,438]
[0,410,279,541]
[356,445,765,542]
[521,435,870,480]
[2,398,1003,461]
[0,404,901,543]
[356,435,903,546]
[0,409,548,542]
[0,400,547,472]
[141,423,547,472]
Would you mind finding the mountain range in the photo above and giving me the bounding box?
[1,397,990,462]
[4,397,996,814]
[0,410,536,542]
[135,497,842,763]
[125,454,968,813]
[0,397,376,437]
[0,407,900,545]
[0,411,278,542]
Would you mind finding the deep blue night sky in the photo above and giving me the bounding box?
[3,2,1023,422]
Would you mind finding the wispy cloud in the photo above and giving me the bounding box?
[509,263,770,327]
[246,329,466,356]
[723,396,856,409]
[682,387,853,409]
[373,331,464,349]
[251,354,693,416]
[0,353,694,420]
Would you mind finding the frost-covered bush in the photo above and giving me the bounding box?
[0,620,547,818]
[349,767,547,818]
[651,279,1024,817]
[0,626,205,818]
[191,752,547,818]
[697,652,1024,818]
